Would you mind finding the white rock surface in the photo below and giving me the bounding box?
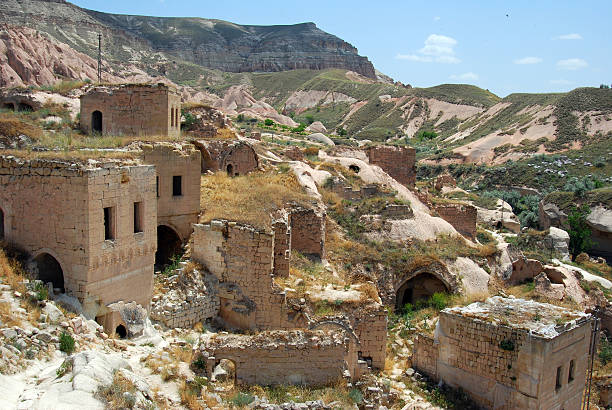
[448,257,490,296]
[548,227,570,261]
[306,133,335,146]
[305,121,328,134]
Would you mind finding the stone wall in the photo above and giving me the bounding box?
[192,221,304,330]
[0,156,156,315]
[366,145,416,188]
[80,84,180,138]
[381,204,413,220]
[434,174,457,191]
[352,307,387,370]
[289,207,326,258]
[272,219,291,278]
[200,330,352,386]
[192,140,259,176]
[140,143,201,241]
[434,204,477,240]
[414,307,593,409]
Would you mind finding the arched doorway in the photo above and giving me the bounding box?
[17,102,33,112]
[2,103,14,111]
[115,324,127,339]
[91,110,103,133]
[0,207,4,240]
[396,272,449,310]
[33,253,64,292]
[226,164,234,176]
[156,225,182,268]
[349,164,360,173]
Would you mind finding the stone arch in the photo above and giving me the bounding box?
[226,163,234,176]
[2,102,15,111]
[32,252,65,292]
[349,164,360,173]
[115,324,127,339]
[212,358,237,384]
[220,142,259,176]
[393,261,458,310]
[156,224,183,268]
[91,110,103,133]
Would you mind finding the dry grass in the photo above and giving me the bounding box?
[200,171,312,230]
[0,248,27,294]
[96,371,138,409]
[1,149,137,162]
[0,115,43,140]
[0,302,21,327]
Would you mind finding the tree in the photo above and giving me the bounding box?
[565,204,594,259]
[264,118,274,127]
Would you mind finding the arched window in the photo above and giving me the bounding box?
[226,164,234,176]
[91,110,103,133]
[33,253,64,291]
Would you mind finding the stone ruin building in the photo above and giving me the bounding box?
[80,83,181,138]
[192,139,259,176]
[413,296,595,409]
[366,145,416,188]
[0,155,156,329]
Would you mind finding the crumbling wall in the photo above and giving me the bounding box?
[140,143,201,240]
[0,156,156,313]
[192,140,259,176]
[352,307,387,370]
[272,219,291,278]
[201,330,352,386]
[417,310,593,409]
[289,207,326,258]
[80,84,180,138]
[434,204,477,240]
[192,221,304,330]
[381,204,413,220]
[366,145,416,188]
[434,174,457,191]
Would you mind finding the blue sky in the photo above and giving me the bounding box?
[71,0,611,97]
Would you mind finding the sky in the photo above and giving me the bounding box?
[71,0,611,97]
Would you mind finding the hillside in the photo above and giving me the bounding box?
[0,0,375,78]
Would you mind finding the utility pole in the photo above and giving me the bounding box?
[97,33,102,84]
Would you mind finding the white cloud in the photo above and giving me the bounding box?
[550,79,573,85]
[556,58,588,70]
[433,16,441,21]
[396,34,460,64]
[555,33,582,40]
[514,56,543,65]
[450,72,479,81]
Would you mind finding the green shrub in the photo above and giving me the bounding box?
[348,388,363,404]
[600,337,612,365]
[229,392,255,406]
[59,331,75,354]
[499,339,515,351]
[428,292,449,311]
[566,204,594,258]
[264,118,275,126]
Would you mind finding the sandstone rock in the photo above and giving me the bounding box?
[476,199,521,233]
[43,303,64,324]
[306,133,335,146]
[538,201,566,230]
[586,206,612,233]
[305,121,328,134]
[547,227,570,261]
[508,258,543,284]
[534,273,565,300]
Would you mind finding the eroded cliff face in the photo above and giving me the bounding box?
[0,0,376,79]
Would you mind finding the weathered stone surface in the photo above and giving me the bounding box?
[305,121,328,134]
[306,133,335,146]
[508,258,543,284]
[547,227,570,261]
[366,145,416,188]
[534,272,565,300]
[476,199,521,233]
[435,204,477,240]
[193,140,259,176]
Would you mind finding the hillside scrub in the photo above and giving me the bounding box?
[200,170,312,229]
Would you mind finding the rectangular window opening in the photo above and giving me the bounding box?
[104,206,115,240]
[156,176,160,198]
[170,107,174,127]
[555,366,562,391]
[133,202,143,234]
[0,208,4,240]
[173,175,182,196]
[568,360,575,383]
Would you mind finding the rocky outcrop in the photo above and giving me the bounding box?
[476,199,521,233]
[0,1,376,79]
[305,121,328,134]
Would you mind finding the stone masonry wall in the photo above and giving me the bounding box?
[435,204,477,240]
[290,207,325,258]
[202,330,351,386]
[412,334,438,377]
[381,204,413,220]
[272,219,291,278]
[366,145,416,188]
[193,140,258,176]
[0,156,156,315]
[141,143,201,241]
[192,221,303,330]
[352,307,387,370]
[423,311,593,409]
[80,84,181,138]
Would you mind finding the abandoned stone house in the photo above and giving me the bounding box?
[137,143,201,266]
[192,140,259,176]
[0,155,157,327]
[413,297,594,409]
[366,145,416,188]
[80,83,181,138]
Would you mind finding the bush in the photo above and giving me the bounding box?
[264,118,275,126]
[348,388,363,404]
[415,130,438,140]
[600,337,612,365]
[181,110,197,129]
[566,204,594,258]
[229,392,255,406]
[59,331,75,354]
